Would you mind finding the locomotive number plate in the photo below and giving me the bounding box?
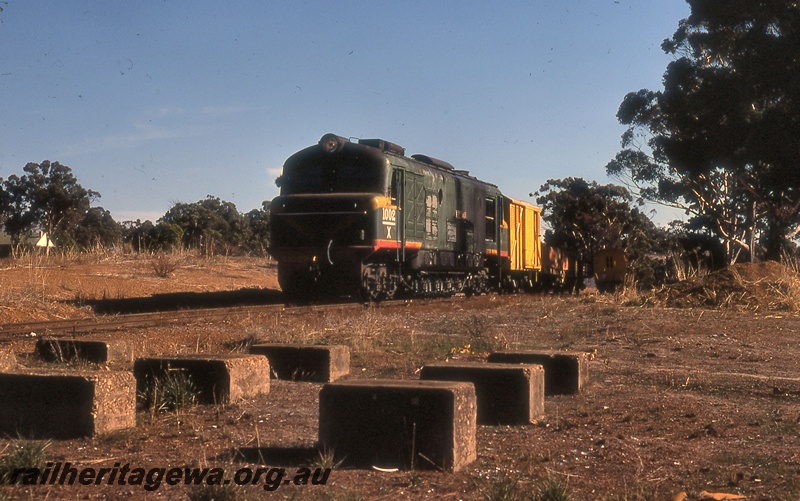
[381,207,396,226]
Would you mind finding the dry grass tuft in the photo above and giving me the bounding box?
[151,252,182,278]
[641,261,800,312]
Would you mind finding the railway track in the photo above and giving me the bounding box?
[0,295,439,343]
[0,302,360,342]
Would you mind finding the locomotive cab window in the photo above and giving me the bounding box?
[485,197,496,241]
[390,169,402,205]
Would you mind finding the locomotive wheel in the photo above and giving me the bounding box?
[384,277,398,299]
[361,265,395,302]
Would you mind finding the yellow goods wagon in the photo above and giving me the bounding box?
[507,198,541,272]
[594,248,627,292]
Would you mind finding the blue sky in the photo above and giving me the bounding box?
[0,1,690,223]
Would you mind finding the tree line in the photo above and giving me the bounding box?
[0,159,698,287]
[0,161,270,257]
[534,177,726,288]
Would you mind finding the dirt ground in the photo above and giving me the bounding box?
[1,254,799,500]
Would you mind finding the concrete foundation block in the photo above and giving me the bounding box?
[420,362,544,425]
[249,343,349,382]
[0,369,136,439]
[133,354,270,404]
[0,350,17,371]
[36,338,133,365]
[319,379,476,472]
[487,350,590,395]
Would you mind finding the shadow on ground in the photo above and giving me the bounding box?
[73,288,286,314]
[230,446,321,467]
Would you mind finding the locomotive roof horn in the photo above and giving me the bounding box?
[319,133,348,153]
[358,138,406,156]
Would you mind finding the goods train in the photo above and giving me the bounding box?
[268,133,578,301]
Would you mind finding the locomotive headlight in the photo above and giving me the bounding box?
[319,133,346,153]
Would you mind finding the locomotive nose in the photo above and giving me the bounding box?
[270,197,370,248]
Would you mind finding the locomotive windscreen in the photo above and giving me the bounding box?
[280,151,385,195]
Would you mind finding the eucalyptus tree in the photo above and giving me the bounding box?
[245,201,271,256]
[72,207,123,250]
[607,0,800,262]
[2,161,98,253]
[161,196,249,255]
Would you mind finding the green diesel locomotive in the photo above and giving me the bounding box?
[268,133,572,301]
